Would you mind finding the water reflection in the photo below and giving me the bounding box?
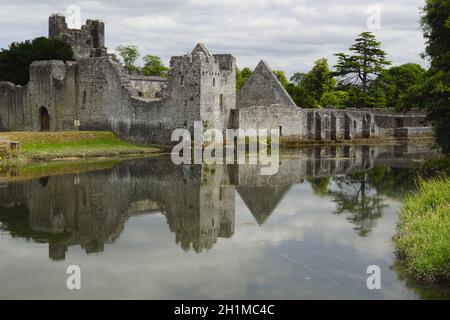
[0,143,432,260]
[1,142,449,299]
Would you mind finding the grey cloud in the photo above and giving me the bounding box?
[0,0,428,76]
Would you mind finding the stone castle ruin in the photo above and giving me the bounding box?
[0,15,432,145]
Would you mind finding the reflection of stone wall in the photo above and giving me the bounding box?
[0,143,436,259]
[0,160,237,258]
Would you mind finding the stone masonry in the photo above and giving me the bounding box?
[0,14,432,145]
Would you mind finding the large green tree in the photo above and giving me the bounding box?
[287,58,347,108]
[372,63,427,109]
[116,45,139,73]
[334,32,391,107]
[418,0,450,154]
[0,37,74,85]
[301,58,336,102]
[142,55,169,77]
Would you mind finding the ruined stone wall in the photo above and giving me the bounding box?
[49,14,107,59]
[28,60,78,131]
[0,82,26,131]
[237,104,430,142]
[128,75,166,99]
[238,104,307,137]
[0,60,77,132]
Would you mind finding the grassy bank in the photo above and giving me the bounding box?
[0,158,123,183]
[0,131,159,162]
[394,177,450,282]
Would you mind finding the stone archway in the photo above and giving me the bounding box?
[39,107,50,131]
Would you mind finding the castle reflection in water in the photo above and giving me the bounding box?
[0,143,434,260]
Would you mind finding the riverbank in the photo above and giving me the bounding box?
[0,131,160,164]
[394,177,450,282]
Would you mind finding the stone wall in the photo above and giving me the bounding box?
[237,105,430,143]
[238,104,307,137]
[0,60,78,132]
[0,82,26,131]
[49,14,107,59]
[128,75,166,99]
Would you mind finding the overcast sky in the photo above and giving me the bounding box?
[0,0,427,76]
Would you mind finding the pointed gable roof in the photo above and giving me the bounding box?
[238,60,297,108]
[237,184,291,225]
[191,43,212,57]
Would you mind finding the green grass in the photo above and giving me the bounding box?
[0,131,159,160]
[394,177,450,282]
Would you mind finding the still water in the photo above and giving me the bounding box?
[0,143,449,299]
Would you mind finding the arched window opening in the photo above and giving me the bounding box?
[39,107,49,131]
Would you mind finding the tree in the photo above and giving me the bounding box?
[286,83,316,108]
[287,58,342,108]
[334,32,391,107]
[116,45,139,73]
[330,173,386,237]
[418,0,450,154]
[0,37,74,85]
[319,90,350,108]
[290,72,306,85]
[142,55,169,77]
[373,63,426,109]
[302,58,336,102]
[236,67,252,92]
[273,70,289,89]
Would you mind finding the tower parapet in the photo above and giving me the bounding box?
[48,14,107,59]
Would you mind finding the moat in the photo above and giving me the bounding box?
[0,143,449,299]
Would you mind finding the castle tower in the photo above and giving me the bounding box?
[166,43,236,133]
[48,14,107,59]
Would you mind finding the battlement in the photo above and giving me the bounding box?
[49,14,107,59]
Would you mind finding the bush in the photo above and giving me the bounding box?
[394,177,450,281]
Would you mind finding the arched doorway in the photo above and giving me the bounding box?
[39,107,49,131]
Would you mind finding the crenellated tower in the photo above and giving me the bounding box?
[166,43,236,133]
[49,14,107,59]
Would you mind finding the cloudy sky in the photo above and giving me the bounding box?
[0,0,428,76]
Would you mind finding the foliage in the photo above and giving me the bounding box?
[142,55,169,77]
[394,177,450,281]
[273,70,289,89]
[319,90,349,108]
[334,32,391,107]
[416,0,450,154]
[301,58,336,101]
[373,63,427,109]
[290,72,306,85]
[287,58,338,108]
[0,37,74,85]
[236,67,252,93]
[116,45,139,73]
[330,174,386,236]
